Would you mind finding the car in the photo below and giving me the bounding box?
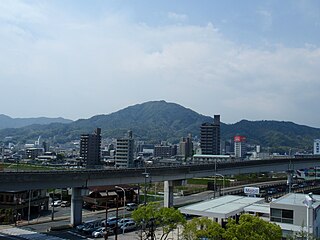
[126,203,138,211]
[51,200,62,207]
[61,201,70,207]
[101,217,119,228]
[117,218,134,228]
[119,221,136,233]
[299,182,308,188]
[291,183,299,189]
[76,220,100,232]
[92,227,114,238]
[82,220,102,235]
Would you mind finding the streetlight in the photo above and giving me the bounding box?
[142,171,149,205]
[115,186,126,220]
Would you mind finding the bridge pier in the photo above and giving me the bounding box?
[164,180,174,208]
[71,187,87,226]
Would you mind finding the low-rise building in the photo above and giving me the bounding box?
[180,193,320,238]
[0,190,49,223]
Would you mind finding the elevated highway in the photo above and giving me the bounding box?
[0,156,318,226]
[0,157,319,191]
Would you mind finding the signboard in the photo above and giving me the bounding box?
[244,187,260,195]
[234,136,246,142]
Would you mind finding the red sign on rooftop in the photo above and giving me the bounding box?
[234,136,246,142]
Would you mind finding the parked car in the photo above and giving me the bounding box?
[51,200,62,207]
[119,221,136,233]
[291,183,299,189]
[82,220,102,235]
[76,220,100,232]
[117,218,134,228]
[92,227,113,238]
[101,217,119,228]
[61,201,70,207]
[299,182,308,188]
[126,203,138,211]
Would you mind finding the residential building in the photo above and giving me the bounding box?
[115,131,134,168]
[80,128,102,168]
[314,139,320,155]
[179,134,193,159]
[154,144,177,158]
[25,148,43,160]
[200,115,221,155]
[234,135,247,159]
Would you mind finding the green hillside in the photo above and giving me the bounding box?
[0,101,319,152]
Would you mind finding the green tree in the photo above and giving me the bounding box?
[224,214,282,240]
[132,203,185,240]
[182,217,224,240]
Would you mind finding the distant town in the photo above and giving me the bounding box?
[0,114,320,240]
[1,113,319,171]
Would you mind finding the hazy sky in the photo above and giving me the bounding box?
[1,1,320,127]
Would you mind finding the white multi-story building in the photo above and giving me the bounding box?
[314,139,320,155]
[234,135,247,159]
[115,131,134,168]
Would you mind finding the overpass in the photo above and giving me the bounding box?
[0,156,319,225]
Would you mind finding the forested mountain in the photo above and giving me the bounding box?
[0,101,319,151]
[0,114,72,130]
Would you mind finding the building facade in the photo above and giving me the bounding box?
[234,135,247,159]
[154,145,177,158]
[80,128,102,168]
[115,131,134,168]
[0,190,49,223]
[314,139,320,155]
[200,115,221,155]
[179,134,193,159]
[270,193,320,238]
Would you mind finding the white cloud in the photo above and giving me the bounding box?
[0,1,319,128]
[167,12,188,22]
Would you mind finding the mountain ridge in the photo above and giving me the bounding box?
[0,114,73,130]
[0,101,319,152]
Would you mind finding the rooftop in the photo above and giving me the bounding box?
[271,193,320,208]
[179,195,264,219]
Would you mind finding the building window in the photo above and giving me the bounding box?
[271,208,293,224]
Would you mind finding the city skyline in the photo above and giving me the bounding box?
[0,1,319,127]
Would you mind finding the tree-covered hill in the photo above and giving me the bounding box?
[0,114,72,129]
[0,101,319,151]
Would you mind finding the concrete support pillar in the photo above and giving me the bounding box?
[71,187,83,226]
[164,180,174,208]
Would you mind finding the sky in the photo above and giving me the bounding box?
[0,0,320,127]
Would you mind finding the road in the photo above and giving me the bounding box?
[2,179,318,240]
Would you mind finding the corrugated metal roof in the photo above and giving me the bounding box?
[180,195,264,219]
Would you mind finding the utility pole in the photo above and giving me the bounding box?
[142,163,149,205]
[104,200,108,240]
[115,196,118,240]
